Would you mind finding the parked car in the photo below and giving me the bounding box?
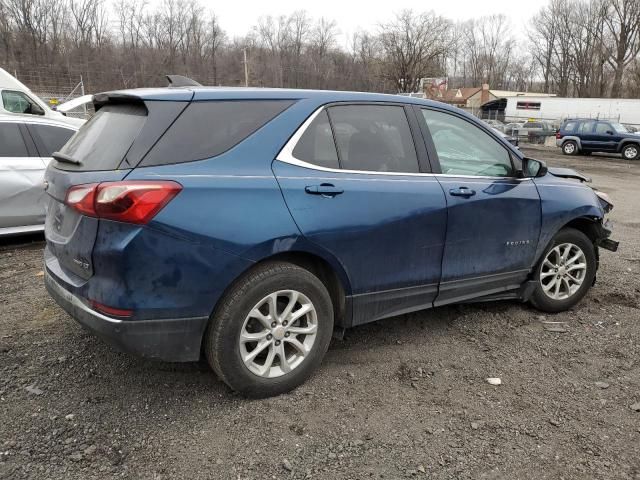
[484,119,505,132]
[0,68,85,127]
[491,127,519,147]
[0,114,77,236]
[503,122,524,136]
[556,119,640,160]
[43,87,618,397]
[517,120,556,143]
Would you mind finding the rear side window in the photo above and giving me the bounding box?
[28,124,75,157]
[0,123,29,156]
[292,110,339,169]
[563,121,576,132]
[57,104,147,171]
[327,105,419,173]
[142,100,294,167]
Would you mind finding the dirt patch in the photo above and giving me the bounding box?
[1,148,639,480]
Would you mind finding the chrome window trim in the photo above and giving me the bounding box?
[275,105,531,181]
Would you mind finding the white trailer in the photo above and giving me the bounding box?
[503,96,640,126]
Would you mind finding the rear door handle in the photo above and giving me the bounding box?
[449,187,476,197]
[305,184,344,197]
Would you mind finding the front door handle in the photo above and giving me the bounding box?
[305,184,344,197]
[449,187,476,197]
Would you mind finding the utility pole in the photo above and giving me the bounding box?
[243,48,249,87]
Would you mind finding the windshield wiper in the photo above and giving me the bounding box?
[52,151,82,165]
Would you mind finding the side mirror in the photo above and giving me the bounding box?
[521,157,548,178]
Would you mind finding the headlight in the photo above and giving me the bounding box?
[594,190,614,213]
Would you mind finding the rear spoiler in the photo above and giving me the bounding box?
[93,92,146,112]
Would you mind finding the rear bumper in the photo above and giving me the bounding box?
[45,269,208,362]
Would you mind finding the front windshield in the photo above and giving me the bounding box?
[611,123,629,133]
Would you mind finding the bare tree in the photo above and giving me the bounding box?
[379,10,451,93]
[603,0,640,97]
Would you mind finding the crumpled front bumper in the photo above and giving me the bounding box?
[45,269,208,362]
[596,219,619,252]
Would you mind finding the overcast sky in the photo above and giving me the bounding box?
[212,0,541,44]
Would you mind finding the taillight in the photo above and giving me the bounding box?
[556,132,562,139]
[65,181,182,224]
[65,183,98,216]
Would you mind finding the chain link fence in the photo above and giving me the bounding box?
[12,69,92,120]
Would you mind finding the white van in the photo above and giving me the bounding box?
[0,68,85,127]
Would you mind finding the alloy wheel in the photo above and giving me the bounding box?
[623,145,638,160]
[239,290,318,378]
[539,243,587,300]
[563,143,575,154]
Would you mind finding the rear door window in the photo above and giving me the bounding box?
[28,124,76,157]
[578,121,595,134]
[141,100,294,167]
[327,105,419,173]
[56,104,147,171]
[0,122,29,157]
[292,110,339,169]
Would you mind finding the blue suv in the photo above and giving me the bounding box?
[557,118,640,160]
[44,88,618,397]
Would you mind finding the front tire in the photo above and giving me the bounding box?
[204,262,334,398]
[622,143,639,160]
[562,141,578,156]
[530,228,596,313]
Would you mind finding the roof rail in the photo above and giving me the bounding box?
[166,75,202,88]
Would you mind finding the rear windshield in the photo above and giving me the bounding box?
[55,104,147,171]
[140,100,294,167]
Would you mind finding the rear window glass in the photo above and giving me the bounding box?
[292,110,339,169]
[29,124,75,157]
[56,104,147,171]
[141,100,294,166]
[0,123,29,156]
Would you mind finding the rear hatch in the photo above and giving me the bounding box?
[44,92,192,285]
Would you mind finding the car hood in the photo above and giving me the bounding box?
[547,167,591,183]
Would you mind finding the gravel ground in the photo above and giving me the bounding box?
[1,147,639,480]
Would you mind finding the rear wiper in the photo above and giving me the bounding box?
[52,151,82,165]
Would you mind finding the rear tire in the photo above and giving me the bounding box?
[622,143,639,160]
[530,228,596,313]
[204,262,334,398]
[562,141,578,156]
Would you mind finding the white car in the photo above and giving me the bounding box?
[0,68,85,128]
[0,114,78,236]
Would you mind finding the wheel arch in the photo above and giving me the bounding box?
[618,139,640,153]
[561,136,582,149]
[533,216,602,273]
[211,246,353,330]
